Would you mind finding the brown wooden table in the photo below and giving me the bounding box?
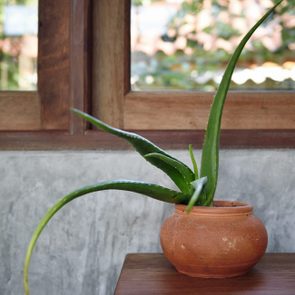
[114,253,295,295]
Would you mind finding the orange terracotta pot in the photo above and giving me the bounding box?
[160,200,268,278]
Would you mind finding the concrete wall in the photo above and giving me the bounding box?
[0,150,294,295]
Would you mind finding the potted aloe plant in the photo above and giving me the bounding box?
[24,1,284,293]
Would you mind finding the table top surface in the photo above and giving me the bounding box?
[114,253,295,295]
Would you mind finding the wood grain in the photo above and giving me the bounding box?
[69,0,92,134]
[0,92,41,131]
[115,253,295,295]
[92,0,130,127]
[38,0,71,130]
[124,91,295,130]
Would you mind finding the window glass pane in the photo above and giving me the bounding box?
[131,0,295,91]
[0,0,38,91]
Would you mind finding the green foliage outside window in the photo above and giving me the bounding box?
[0,0,37,90]
[131,0,295,91]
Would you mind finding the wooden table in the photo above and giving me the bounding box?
[114,253,295,295]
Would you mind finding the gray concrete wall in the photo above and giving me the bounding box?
[0,150,294,295]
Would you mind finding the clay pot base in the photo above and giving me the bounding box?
[175,263,255,278]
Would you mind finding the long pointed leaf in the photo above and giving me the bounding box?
[24,180,187,295]
[200,1,283,206]
[72,108,194,191]
[145,152,194,194]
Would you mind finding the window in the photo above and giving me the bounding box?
[0,0,38,91]
[0,0,80,131]
[0,0,90,140]
[92,0,295,147]
[131,1,294,92]
[1,0,294,149]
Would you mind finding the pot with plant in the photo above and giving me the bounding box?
[23,1,284,294]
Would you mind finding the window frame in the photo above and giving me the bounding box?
[1,0,295,149]
[0,0,76,131]
[0,0,92,147]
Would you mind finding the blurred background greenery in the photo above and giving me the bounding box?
[0,0,37,90]
[131,0,295,91]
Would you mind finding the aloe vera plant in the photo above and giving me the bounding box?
[23,1,283,294]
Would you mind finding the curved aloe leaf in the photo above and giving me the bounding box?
[72,108,194,192]
[200,1,283,206]
[185,177,207,213]
[145,152,194,194]
[24,179,187,295]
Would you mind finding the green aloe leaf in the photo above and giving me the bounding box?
[185,177,207,213]
[189,144,199,180]
[24,179,187,295]
[72,108,194,192]
[200,0,283,206]
[145,152,194,194]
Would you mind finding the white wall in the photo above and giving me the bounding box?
[0,150,294,295]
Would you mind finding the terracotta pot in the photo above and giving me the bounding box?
[160,200,268,278]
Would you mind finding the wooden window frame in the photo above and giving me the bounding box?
[0,0,76,131]
[1,0,295,150]
[0,0,94,149]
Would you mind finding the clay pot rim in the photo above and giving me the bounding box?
[176,200,253,215]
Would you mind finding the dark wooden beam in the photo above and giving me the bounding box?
[1,130,295,150]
